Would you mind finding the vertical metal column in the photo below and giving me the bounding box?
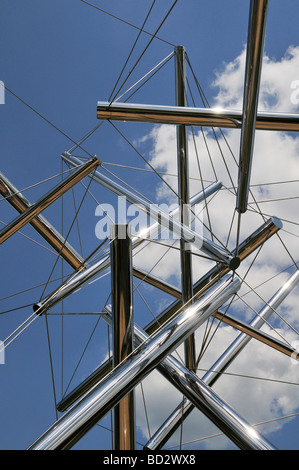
[175,45,196,370]
[110,224,135,450]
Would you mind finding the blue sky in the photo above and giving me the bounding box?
[1,0,299,451]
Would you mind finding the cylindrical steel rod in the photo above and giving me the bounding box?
[29,275,239,450]
[100,305,274,450]
[97,101,299,132]
[110,225,135,450]
[33,182,217,316]
[62,153,233,266]
[56,217,281,412]
[145,268,299,450]
[213,310,299,359]
[0,157,100,245]
[236,0,268,213]
[175,45,196,371]
[0,171,85,271]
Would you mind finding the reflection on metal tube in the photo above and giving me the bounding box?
[29,274,239,450]
[175,45,196,371]
[101,305,274,450]
[97,101,299,132]
[0,171,85,270]
[0,157,100,245]
[62,153,233,265]
[56,217,282,412]
[145,268,299,450]
[33,179,220,316]
[110,225,135,450]
[236,0,268,213]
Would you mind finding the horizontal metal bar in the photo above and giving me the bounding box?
[214,310,298,359]
[0,171,86,270]
[99,306,274,450]
[29,275,239,450]
[0,157,100,245]
[236,0,268,213]
[97,101,299,132]
[133,266,181,298]
[62,154,233,265]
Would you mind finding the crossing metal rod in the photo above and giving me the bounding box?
[0,171,85,271]
[56,216,281,412]
[0,156,100,245]
[175,45,196,371]
[29,275,239,450]
[236,0,269,213]
[100,305,275,450]
[62,153,234,266]
[110,225,135,450]
[96,101,299,132]
[33,182,218,316]
[145,268,299,450]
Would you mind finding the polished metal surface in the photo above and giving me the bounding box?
[110,225,135,450]
[100,305,275,450]
[29,275,239,450]
[236,0,268,213]
[62,154,232,265]
[97,101,299,132]
[33,178,219,317]
[145,268,299,449]
[175,45,196,371]
[0,157,100,245]
[214,310,299,359]
[56,216,282,415]
[0,171,85,270]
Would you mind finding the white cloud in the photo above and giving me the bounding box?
[133,45,299,449]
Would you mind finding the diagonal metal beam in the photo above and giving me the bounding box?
[62,154,234,266]
[0,171,86,271]
[97,101,299,132]
[214,310,298,359]
[98,305,275,450]
[236,0,268,213]
[145,268,299,450]
[28,274,240,450]
[0,157,100,245]
[55,217,282,413]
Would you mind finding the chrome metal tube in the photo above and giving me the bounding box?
[145,268,299,449]
[56,216,282,413]
[0,171,85,270]
[236,0,268,213]
[29,275,239,450]
[175,45,196,371]
[110,225,135,450]
[33,181,217,316]
[100,305,274,450]
[62,153,233,265]
[0,157,100,245]
[97,101,299,132]
[214,310,299,359]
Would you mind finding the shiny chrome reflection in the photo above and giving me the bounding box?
[0,157,100,245]
[237,0,268,213]
[0,171,85,270]
[29,274,239,450]
[145,268,299,449]
[110,225,135,450]
[97,101,299,132]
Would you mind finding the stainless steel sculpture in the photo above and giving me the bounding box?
[2,0,298,452]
